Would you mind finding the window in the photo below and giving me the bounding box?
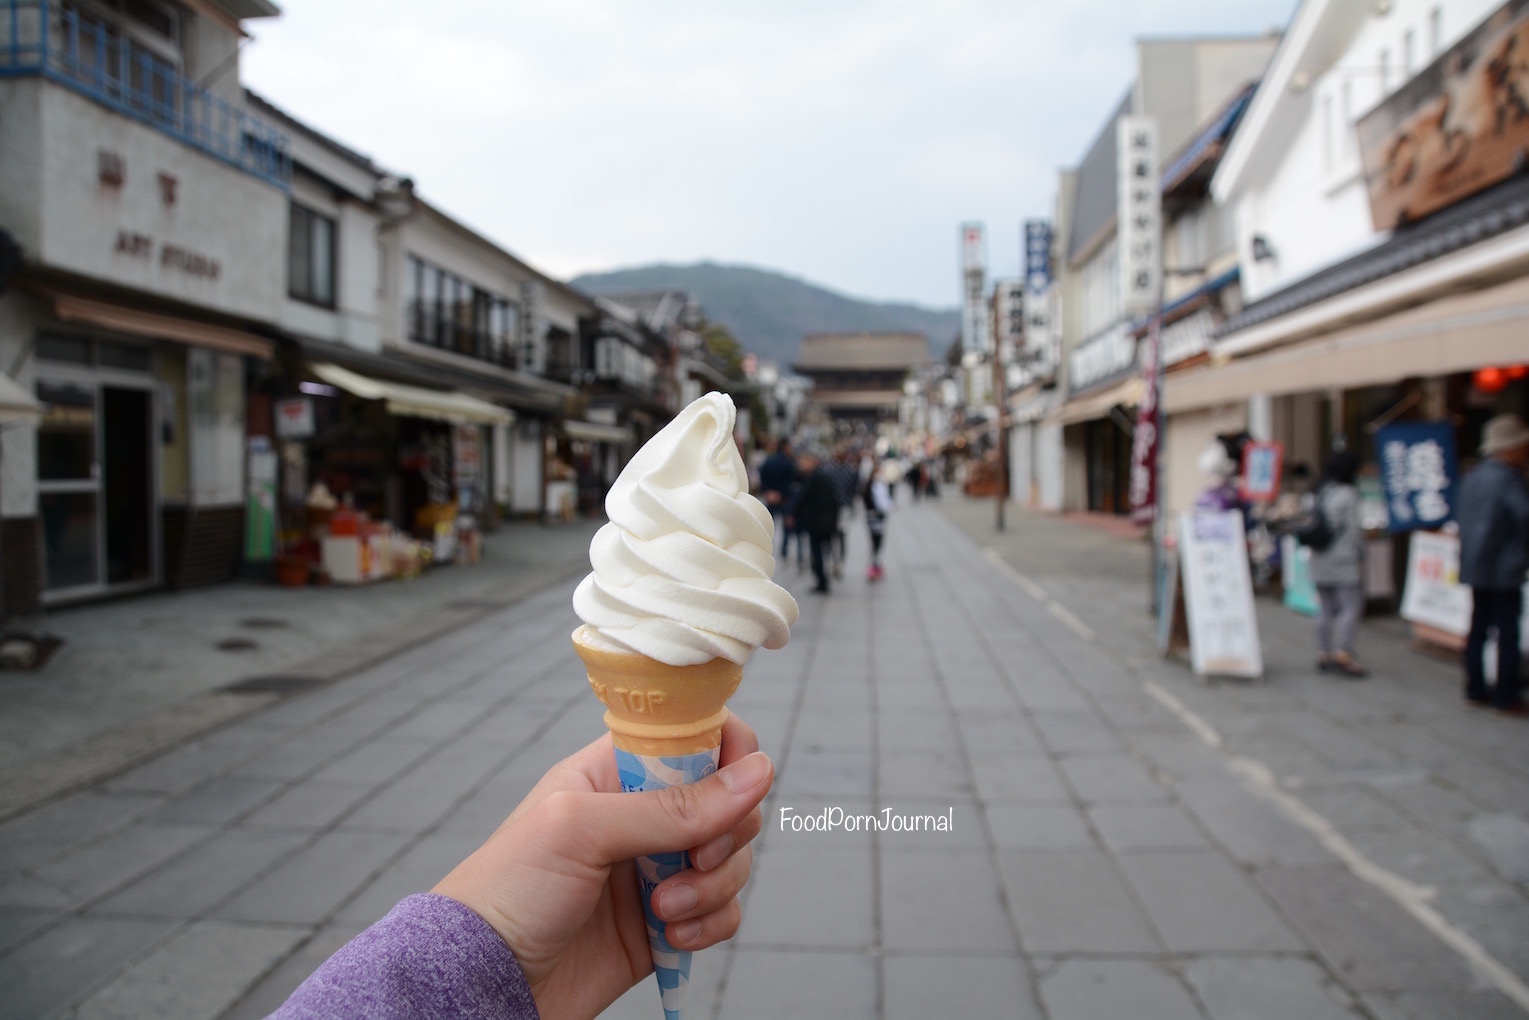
[405,254,520,367]
[1322,94,1334,172]
[1379,48,1391,92]
[1429,7,1443,58]
[288,204,336,307]
[1403,29,1415,76]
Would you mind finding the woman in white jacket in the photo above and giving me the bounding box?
[864,460,895,581]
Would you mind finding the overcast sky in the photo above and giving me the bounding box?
[242,0,1297,309]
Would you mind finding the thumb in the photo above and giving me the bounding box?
[589,752,773,864]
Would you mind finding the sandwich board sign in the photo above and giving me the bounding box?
[1178,510,1263,679]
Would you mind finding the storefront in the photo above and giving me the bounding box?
[1052,322,1142,513]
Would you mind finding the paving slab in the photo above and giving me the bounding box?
[879,848,1015,952]
[1115,850,1305,953]
[1183,956,1363,1020]
[997,849,1160,954]
[0,915,176,1019]
[720,948,878,1019]
[1037,959,1205,1020]
[882,954,1041,1020]
[72,919,308,1020]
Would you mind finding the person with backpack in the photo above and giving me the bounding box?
[1308,450,1368,677]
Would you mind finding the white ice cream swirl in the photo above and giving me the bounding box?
[573,392,799,666]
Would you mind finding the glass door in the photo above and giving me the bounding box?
[36,380,102,593]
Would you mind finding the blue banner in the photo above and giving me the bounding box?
[1375,422,1459,532]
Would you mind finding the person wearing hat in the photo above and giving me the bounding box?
[1457,412,1529,715]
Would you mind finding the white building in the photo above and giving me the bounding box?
[1167,0,1529,548]
[1044,35,1279,516]
[0,0,291,609]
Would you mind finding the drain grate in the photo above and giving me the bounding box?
[223,674,323,694]
[215,637,259,652]
[239,617,290,630]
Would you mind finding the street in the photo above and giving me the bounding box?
[2,497,1528,1019]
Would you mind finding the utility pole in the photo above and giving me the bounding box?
[992,338,1008,531]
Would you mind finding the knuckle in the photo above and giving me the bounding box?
[659,782,709,833]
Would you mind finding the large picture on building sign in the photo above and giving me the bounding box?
[1357,0,1529,230]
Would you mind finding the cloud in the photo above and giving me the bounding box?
[243,0,1294,306]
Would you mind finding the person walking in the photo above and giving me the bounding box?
[758,439,797,561]
[864,460,894,580]
[825,446,860,578]
[792,447,841,594]
[1457,412,1529,714]
[1309,450,1369,678]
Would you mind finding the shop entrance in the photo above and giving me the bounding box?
[36,373,156,599]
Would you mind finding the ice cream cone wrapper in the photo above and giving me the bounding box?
[617,745,719,1020]
[573,628,744,1020]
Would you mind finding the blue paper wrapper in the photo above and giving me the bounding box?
[615,745,721,1020]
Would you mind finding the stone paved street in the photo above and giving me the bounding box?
[1,497,1527,1018]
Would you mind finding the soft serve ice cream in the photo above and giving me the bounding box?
[571,392,797,1020]
[573,391,798,665]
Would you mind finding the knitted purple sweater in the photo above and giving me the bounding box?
[270,893,540,1019]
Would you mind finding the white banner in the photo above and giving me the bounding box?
[960,223,988,353]
[1117,116,1161,317]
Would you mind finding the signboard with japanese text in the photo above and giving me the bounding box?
[1357,0,1529,230]
[1178,509,1263,678]
[993,280,1026,359]
[1240,441,1284,502]
[960,223,989,354]
[1117,116,1161,317]
[1401,530,1529,649]
[1376,422,1458,532]
[1023,220,1055,373]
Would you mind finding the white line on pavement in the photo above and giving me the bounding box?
[982,548,1050,601]
[1144,682,1529,1012]
[983,547,1098,641]
[1046,602,1097,643]
[1142,681,1223,748]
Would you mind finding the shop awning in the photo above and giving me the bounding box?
[562,419,632,443]
[0,371,41,424]
[49,293,273,359]
[1166,273,1529,414]
[1048,376,1145,426]
[310,362,513,426]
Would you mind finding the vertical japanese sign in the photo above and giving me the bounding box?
[960,223,988,354]
[1127,315,1160,524]
[1117,116,1161,317]
[1179,510,1263,678]
[1023,220,1053,368]
[1375,421,1458,532]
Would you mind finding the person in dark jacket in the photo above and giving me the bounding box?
[792,448,841,593]
[1458,413,1529,714]
[758,439,797,558]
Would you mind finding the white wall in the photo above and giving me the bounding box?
[1231,0,1503,305]
[1037,423,1064,512]
[512,423,543,514]
[29,87,286,323]
[0,294,41,518]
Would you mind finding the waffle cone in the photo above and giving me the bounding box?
[572,626,743,756]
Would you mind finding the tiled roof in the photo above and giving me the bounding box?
[1215,173,1529,338]
[794,332,931,370]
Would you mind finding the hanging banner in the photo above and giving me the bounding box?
[1023,220,1054,370]
[1127,315,1161,523]
[1375,421,1458,532]
[960,223,989,355]
[1117,116,1161,317]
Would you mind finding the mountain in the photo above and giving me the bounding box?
[571,262,960,369]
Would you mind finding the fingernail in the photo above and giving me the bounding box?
[718,752,771,794]
[658,883,698,918]
[693,832,733,872]
[668,919,702,945]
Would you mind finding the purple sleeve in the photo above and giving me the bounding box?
[269,893,540,1020]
